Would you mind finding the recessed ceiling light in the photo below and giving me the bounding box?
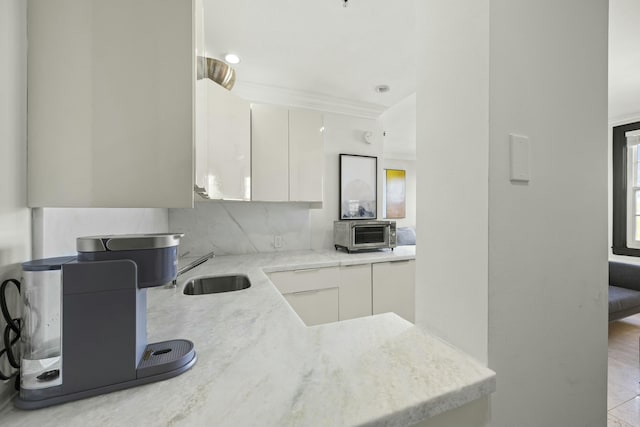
[375,85,390,93]
[224,53,240,64]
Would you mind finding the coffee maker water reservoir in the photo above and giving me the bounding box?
[20,256,75,391]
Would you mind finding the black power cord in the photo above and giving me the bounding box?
[1,278,20,389]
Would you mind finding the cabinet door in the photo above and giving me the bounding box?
[269,267,340,294]
[372,260,415,322]
[27,0,194,208]
[284,288,339,326]
[194,79,209,195]
[289,109,324,202]
[251,104,289,201]
[339,264,372,320]
[193,0,208,196]
[206,80,250,200]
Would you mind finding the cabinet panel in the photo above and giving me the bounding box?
[289,109,324,202]
[27,0,93,206]
[269,267,339,294]
[372,260,415,322]
[28,0,194,208]
[194,79,209,193]
[339,264,372,320]
[251,104,289,201]
[206,80,250,200]
[283,288,339,326]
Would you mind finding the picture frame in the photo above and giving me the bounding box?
[383,169,406,219]
[339,154,377,219]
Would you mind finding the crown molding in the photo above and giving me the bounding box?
[609,113,640,127]
[232,81,387,119]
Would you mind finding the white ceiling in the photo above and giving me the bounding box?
[203,0,417,112]
[610,0,640,121]
[203,1,638,156]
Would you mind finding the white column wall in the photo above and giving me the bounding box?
[416,0,490,364]
[486,1,608,426]
[417,0,608,426]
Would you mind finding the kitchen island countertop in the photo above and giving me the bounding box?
[0,247,495,426]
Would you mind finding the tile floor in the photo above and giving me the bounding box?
[609,314,640,427]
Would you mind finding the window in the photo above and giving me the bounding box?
[627,136,640,248]
[612,121,640,255]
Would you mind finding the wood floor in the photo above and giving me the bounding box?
[609,314,640,427]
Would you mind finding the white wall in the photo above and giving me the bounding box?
[382,158,416,229]
[417,0,609,426]
[416,0,489,365]
[487,1,608,426]
[33,208,168,258]
[380,92,416,160]
[0,0,29,407]
[310,112,384,249]
[609,0,640,121]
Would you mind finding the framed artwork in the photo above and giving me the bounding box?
[384,169,406,219]
[339,154,377,219]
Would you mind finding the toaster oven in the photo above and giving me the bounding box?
[333,220,396,253]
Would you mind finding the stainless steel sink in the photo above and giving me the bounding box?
[183,275,251,295]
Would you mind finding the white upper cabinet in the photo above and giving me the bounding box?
[289,109,324,202]
[27,0,194,208]
[251,104,324,203]
[250,104,289,201]
[205,81,251,200]
[194,0,208,196]
[194,78,209,196]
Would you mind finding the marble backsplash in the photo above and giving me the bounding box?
[169,201,311,256]
[32,208,169,258]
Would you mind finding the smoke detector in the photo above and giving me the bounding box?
[363,131,374,144]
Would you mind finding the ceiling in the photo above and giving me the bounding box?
[610,0,640,121]
[202,0,417,113]
[203,1,637,156]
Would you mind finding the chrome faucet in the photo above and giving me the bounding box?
[171,251,215,286]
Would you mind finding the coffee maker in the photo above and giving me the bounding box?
[15,233,196,410]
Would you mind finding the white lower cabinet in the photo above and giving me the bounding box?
[339,264,372,320]
[372,260,416,322]
[283,288,339,326]
[270,259,415,326]
[269,267,340,326]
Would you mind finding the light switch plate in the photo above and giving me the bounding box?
[509,134,530,183]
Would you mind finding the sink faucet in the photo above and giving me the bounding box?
[171,251,215,286]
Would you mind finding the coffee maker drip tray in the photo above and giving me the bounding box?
[137,339,196,379]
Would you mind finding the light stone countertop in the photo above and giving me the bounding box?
[0,247,495,426]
